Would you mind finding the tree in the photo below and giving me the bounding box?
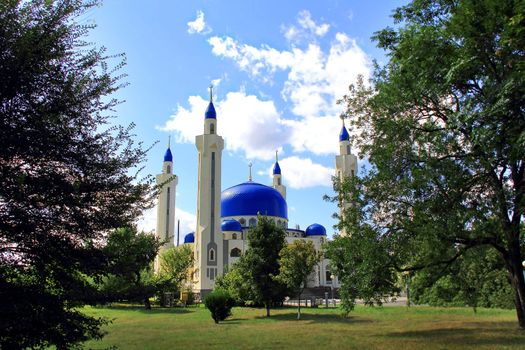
[242,215,287,317]
[156,244,194,300]
[0,1,152,347]
[214,262,259,306]
[102,227,162,309]
[204,289,235,324]
[277,240,320,319]
[332,0,525,327]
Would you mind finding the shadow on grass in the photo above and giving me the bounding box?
[98,304,194,315]
[387,321,525,346]
[254,312,372,324]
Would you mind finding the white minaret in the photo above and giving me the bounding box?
[155,139,178,271]
[335,116,357,236]
[272,150,286,199]
[194,86,224,296]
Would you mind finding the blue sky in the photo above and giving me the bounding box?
[86,0,408,240]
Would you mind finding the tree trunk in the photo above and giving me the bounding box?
[144,297,151,310]
[266,303,271,317]
[297,292,301,320]
[508,256,525,329]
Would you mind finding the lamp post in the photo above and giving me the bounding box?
[330,274,335,307]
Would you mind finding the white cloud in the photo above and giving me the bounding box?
[263,156,334,189]
[136,206,197,244]
[159,91,289,160]
[284,10,330,42]
[208,29,370,155]
[187,10,212,34]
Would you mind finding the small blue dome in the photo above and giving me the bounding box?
[305,223,327,236]
[221,219,242,232]
[205,101,216,119]
[221,182,288,219]
[183,232,195,244]
[164,148,173,162]
[340,126,350,142]
[273,161,281,175]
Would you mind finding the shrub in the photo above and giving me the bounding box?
[204,289,235,323]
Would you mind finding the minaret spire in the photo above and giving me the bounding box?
[248,162,253,182]
[168,135,171,148]
[209,84,213,102]
[275,150,278,162]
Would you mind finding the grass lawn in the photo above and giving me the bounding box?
[83,305,525,350]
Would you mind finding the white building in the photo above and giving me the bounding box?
[156,89,357,298]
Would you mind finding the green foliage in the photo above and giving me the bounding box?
[237,215,287,316]
[0,0,152,348]
[335,0,525,326]
[411,247,514,309]
[278,240,320,319]
[155,245,194,302]
[215,263,260,306]
[204,289,235,324]
[101,227,162,309]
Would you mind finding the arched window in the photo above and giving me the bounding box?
[210,123,215,134]
[249,218,257,227]
[209,248,215,261]
[232,233,237,240]
[347,145,351,154]
[230,248,241,258]
[239,218,246,226]
[167,165,171,173]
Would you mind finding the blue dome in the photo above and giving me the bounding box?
[221,219,242,232]
[273,161,281,175]
[164,148,173,162]
[339,125,350,142]
[205,101,216,119]
[305,223,327,236]
[183,232,194,244]
[221,182,288,219]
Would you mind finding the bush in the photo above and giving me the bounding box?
[204,290,235,323]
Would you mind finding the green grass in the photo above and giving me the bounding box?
[83,305,525,350]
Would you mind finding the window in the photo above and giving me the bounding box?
[239,218,246,226]
[210,123,215,134]
[277,178,281,185]
[167,165,171,173]
[209,248,215,261]
[326,271,332,283]
[230,248,241,258]
[277,219,281,227]
[249,218,257,227]
[351,170,355,177]
[232,233,237,240]
[347,145,351,154]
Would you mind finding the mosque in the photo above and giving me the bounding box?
[155,89,357,298]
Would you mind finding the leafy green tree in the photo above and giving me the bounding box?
[0,0,152,348]
[277,240,320,319]
[102,227,162,309]
[156,244,194,299]
[243,215,287,317]
[332,0,525,327]
[215,262,259,306]
[204,289,235,324]
[411,246,514,310]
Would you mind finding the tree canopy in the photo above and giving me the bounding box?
[240,215,287,317]
[330,0,525,328]
[277,240,319,319]
[0,0,153,347]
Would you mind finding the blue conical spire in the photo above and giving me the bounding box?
[273,150,281,175]
[339,117,350,142]
[205,85,217,119]
[164,136,173,162]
